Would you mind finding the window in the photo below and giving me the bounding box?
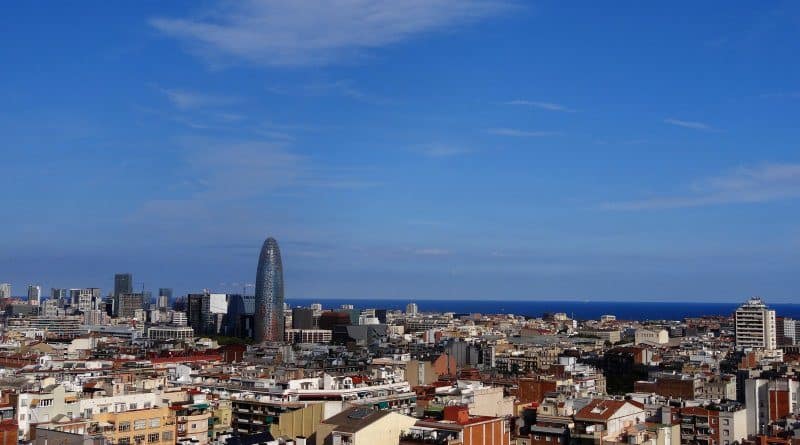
[119,422,131,432]
[723,430,729,436]
[723,419,729,425]
[133,434,146,443]
[149,418,161,428]
[148,433,160,443]
[119,437,131,445]
[99,406,108,413]
[134,419,146,430]
[144,402,151,409]
[162,432,173,441]
[129,403,138,410]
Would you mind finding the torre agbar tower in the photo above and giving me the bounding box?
[254,237,285,343]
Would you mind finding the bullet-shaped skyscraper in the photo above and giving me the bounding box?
[254,237,285,343]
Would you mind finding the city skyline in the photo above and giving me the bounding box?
[2,2,800,301]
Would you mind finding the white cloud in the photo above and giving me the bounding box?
[663,118,713,131]
[487,128,559,137]
[150,0,513,67]
[159,88,240,110]
[414,248,450,256]
[504,100,575,112]
[604,163,800,210]
[415,144,472,158]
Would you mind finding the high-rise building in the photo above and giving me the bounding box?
[27,285,42,305]
[292,307,315,330]
[226,294,255,338]
[0,283,11,299]
[187,292,229,335]
[778,317,800,346]
[114,273,133,297]
[115,293,145,318]
[406,302,418,316]
[735,297,777,350]
[157,288,172,309]
[254,237,285,343]
[51,288,67,302]
[68,288,101,312]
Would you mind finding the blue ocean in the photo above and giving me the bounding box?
[285,298,800,321]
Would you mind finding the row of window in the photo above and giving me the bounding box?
[118,418,162,432]
[117,431,172,444]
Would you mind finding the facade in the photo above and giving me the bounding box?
[285,329,332,344]
[115,293,145,319]
[734,297,777,350]
[187,292,228,336]
[403,406,510,445]
[114,273,133,297]
[225,294,255,338]
[70,288,101,312]
[664,404,748,445]
[292,307,315,329]
[92,406,176,445]
[745,378,800,436]
[157,288,172,310]
[27,285,42,305]
[7,315,85,339]
[254,237,285,343]
[0,283,10,299]
[634,329,669,346]
[148,326,194,341]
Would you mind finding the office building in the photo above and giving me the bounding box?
[115,293,145,318]
[69,288,101,312]
[406,302,418,316]
[254,237,284,343]
[114,273,132,297]
[735,297,777,350]
[187,292,228,335]
[27,285,41,305]
[51,288,67,301]
[157,288,172,309]
[0,283,11,299]
[226,294,255,338]
[292,307,315,330]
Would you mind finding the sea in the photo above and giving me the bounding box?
[284,298,800,321]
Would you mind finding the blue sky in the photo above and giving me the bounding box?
[2,1,799,302]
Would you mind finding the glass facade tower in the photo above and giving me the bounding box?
[254,237,284,342]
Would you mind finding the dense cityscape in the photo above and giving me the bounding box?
[0,236,798,445]
[4,2,799,445]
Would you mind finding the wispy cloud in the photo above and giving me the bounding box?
[663,118,714,131]
[415,144,472,158]
[269,80,388,104]
[413,248,450,256]
[487,128,559,137]
[150,0,514,67]
[504,100,575,112]
[603,163,800,210]
[759,91,800,99]
[158,88,240,110]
